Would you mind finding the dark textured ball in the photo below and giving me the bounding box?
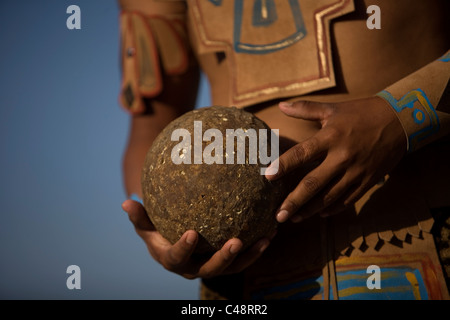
[141,106,287,254]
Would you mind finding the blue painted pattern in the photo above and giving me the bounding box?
[377,89,440,151]
[250,266,428,300]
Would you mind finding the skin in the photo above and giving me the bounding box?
[122,199,271,279]
[121,0,449,280]
[266,97,407,223]
[122,100,275,279]
[122,95,406,279]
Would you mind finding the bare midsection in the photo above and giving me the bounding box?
[249,0,448,143]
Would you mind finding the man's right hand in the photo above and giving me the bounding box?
[121,199,271,280]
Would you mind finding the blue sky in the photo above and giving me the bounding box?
[0,0,210,299]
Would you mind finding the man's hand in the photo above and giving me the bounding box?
[122,199,272,279]
[266,96,407,222]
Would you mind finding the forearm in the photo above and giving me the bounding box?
[118,0,200,197]
[123,105,168,198]
[120,28,200,197]
[123,99,198,198]
[377,50,450,152]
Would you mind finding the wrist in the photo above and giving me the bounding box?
[130,193,143,204]
[376,89,440,153]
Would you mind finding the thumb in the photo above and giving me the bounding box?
[279,100,333,121]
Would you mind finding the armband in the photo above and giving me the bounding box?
[377,89,440,152]
[376,50,450,152]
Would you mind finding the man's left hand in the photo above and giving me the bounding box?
[266,96,407,222]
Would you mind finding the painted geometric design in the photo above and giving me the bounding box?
[191,0,355,106]
[233,0,307,54]
[252,0,278,27]
[336,267,427,300]
[377,89,440,151]
[123,83,134,108]
[208,0,223,6]
[250,266,428,300]
[438,51,450,62]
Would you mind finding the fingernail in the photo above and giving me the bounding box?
[265,165,278,177]
[279,102,293,108]
[185,232,196,245]
[229,243,241,255]
[276,210,290,223]
[258,240,270,253]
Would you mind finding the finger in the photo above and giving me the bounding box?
[162,230,198,270]
[276,158,338,223]
[122,199,154,231]
[342,180,374,208]
[122,199,178,260]
[224,238,270,275]
[279,100,333,121]
[196,238,243,279]
[290,172,352,222]
[318,201,348,218]
[265,134,328,180]
[318,183,362,218]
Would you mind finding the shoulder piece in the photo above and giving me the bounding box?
[188,0,355,107]
[119,3,189,114]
